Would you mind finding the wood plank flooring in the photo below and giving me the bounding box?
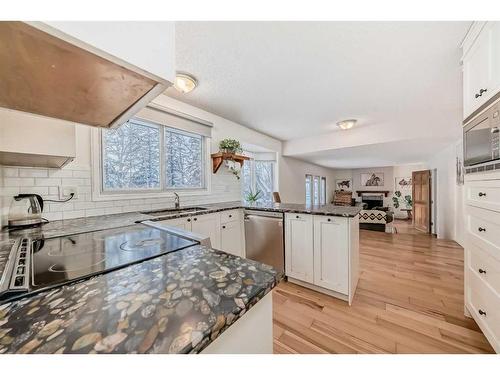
[273,221,495,353]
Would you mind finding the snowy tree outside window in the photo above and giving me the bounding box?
[241,159,275,204]
[101,118,205,192]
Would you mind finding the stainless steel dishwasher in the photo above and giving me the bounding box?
[244,210,284,273]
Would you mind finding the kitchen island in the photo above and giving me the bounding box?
[0,201,360,353]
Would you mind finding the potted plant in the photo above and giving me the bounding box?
[245,190,261,204]
[404,195,412,209]
[219,138,242,155]
[392,190,401,209]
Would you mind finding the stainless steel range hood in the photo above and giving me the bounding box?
[0,22,169,128]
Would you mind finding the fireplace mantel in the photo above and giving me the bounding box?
[356,190,390,197]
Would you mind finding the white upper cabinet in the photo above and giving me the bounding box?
[40,21,175,84]
[285,213,314,283]
[313,216,349,294]
[462,22,500,119]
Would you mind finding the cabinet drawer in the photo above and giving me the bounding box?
[466,206,500,259]
[466,179,500,213]
[468,242,500,295]
[220,209,241,224]
[467,269,500,351]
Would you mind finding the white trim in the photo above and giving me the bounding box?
[90,127,212,202]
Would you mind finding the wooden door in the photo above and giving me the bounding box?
[412,170,432,233]
[313,216,349,294]
[284,213,314,283]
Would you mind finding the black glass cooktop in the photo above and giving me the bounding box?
[0,224,198,301]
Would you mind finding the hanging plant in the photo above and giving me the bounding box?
[219,138,242,154]
[225,160,241,180]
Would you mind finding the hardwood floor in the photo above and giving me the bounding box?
[273,225,495,354]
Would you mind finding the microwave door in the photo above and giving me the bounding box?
[464,117,492,166]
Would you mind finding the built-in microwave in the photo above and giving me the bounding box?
[463,99,500,169]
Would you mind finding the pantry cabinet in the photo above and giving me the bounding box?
[284,214,314,284]
[285,213,359,305]
[462,22,500,119]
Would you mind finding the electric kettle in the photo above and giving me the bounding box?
[8,194,44,228]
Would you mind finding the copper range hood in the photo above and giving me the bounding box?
[0,22,169,128]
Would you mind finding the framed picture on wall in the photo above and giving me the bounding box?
[361,173,384,187]
[335,179,353,191]
[395,176,412,192]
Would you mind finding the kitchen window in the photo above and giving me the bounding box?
[242,159,275,204]
[100,116,207,194]
[305,174,327,205]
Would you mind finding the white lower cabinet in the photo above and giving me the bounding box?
[220,220,244,257]
[285,213,359,305]
[190,213,221,249]
[155,210,245,256]
[313,216,349,295]
[285,214,314,283]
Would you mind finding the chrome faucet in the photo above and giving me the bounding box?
[174,192,180,209]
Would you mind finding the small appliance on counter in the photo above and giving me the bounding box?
[8,194,44,228]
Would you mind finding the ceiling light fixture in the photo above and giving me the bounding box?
[174,73,198,94]
[337,119,357,130]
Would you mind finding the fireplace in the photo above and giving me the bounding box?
[361,195,384,209]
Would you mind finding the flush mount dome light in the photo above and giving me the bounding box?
[337,119,357,130]
[174,73,198,93]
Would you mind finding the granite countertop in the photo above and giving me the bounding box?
[0,200,357,353]
[0,244,280,353]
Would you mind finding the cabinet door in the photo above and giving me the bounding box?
[285,213,314,283]
[313,216,349,294]
[463,27,491,118]
[191,214,221,249]
[490,22,500,102]
[156,217,192,231]
[220,220,244,257]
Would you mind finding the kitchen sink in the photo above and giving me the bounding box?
[141,207,209,217]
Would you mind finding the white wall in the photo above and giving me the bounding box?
[279,156,338,204]
[422,142,463,245]
[1,95,341,224]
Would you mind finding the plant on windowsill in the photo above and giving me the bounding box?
[245,190,261,204]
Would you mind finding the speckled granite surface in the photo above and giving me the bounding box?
[0,245,280,354]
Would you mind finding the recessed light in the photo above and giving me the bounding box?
[174,73,198,94]
[337,119,357,130]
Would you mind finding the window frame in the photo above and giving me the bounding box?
[241,158,276,204]
[91,119,211,202]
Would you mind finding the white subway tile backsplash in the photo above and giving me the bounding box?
[4,178,35,187]
[3,168,19,177]
[19,168,48,178]
[35,178,61,186]
[1,163,241,223]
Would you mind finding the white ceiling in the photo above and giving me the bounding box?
[167,21,470,168]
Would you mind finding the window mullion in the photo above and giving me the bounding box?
[160,125,165,192]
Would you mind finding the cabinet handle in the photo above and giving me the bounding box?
[478,227,486,232]
[222,225,226,229]
[478,192,487,197]
[193,217,197,221]
[327,218,331,222]
[229,215,232,218]
[475,88,488,98]
[296,215,300,219]
[478,309,487,316]
[479,268,487,274]
[187,218,191,222]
